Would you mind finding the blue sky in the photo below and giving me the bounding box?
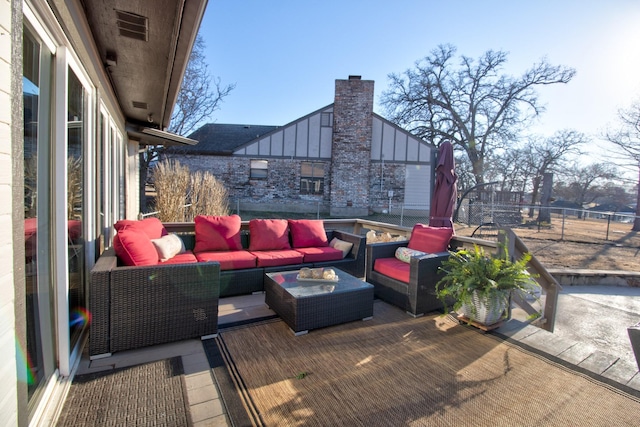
[199,0,640,170]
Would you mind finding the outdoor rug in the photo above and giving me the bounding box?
[56,357,189,426]
[206,300,640,426]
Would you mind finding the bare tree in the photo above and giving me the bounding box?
[596,182,635,211]
[486,148,531,193]
[603,98,640,231]
[554,162,617,217]
[139,34,235,212]
[453,154,475,192]
[169,35,235,136]
[523,130,587,218]
[381,44,575,184]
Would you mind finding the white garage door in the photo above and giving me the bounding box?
[404,164,430,210]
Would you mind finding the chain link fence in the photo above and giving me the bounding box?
[160,198,638,247]
[345,202,638,246]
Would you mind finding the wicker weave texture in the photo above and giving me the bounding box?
[366,242,449,316]
[89,248,220,356]
[110,262,220,352]
[265,269,374,334]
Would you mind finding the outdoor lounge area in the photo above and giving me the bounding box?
[53,219,640,426]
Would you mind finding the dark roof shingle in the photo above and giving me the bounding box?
[165,123,279,155]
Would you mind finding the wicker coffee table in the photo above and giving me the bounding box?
[264,268,374,335]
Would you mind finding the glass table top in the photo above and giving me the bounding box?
[266,268,372,298]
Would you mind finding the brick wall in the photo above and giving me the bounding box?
[370,163,406,211]
[175,155,331,214]
[330,76,374,216]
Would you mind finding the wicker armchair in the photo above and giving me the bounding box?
[366,241,451,317]
[89,248,220,358]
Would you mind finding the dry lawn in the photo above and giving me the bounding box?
[454,217,640,272]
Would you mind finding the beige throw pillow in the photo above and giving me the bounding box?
[151,233,186,261]
[330,237,353,258]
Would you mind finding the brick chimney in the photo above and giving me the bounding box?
[330,76,374,216]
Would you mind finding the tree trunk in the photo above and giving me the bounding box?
[537,173,553,223]
[528,175,541,218]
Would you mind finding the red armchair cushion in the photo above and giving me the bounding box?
[294,246,343,263]
[194,214,243,252]
[407,224,453,253]
[195,250,257,270]
[159,250,198,265]
[288,219,328,248]
[113,228,158,266]
[373,257,410,284]
[251,249,305,267]
[248,219,291,251]
[114,217,167,240]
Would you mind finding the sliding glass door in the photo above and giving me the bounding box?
[22,25,55,409]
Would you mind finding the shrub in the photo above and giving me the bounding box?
[187,170,230,220]
[153,160,190,222]
[153,160,230,222]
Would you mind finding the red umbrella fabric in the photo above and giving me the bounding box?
[429,141,458,229]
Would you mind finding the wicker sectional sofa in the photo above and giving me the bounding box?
[89,216,365,357]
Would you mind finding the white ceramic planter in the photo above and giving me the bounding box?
[460,290,509,325]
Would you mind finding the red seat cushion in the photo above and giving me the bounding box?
[113,228,158,266]
[250,249,305,267]
[373,257,410,284]
[288,219,328,248]
[194,214,243,252]
[114,217,167,240]
[407,224,453,253]
[249,219,291,251]
[294,246,343,263]
[195,250,256,270]
[159,250,198,265]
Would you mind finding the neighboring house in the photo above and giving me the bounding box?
[2,1,203,424]
[164,76,438,217]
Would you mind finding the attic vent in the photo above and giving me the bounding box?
[116,10,148,41]
[132,101,148,109]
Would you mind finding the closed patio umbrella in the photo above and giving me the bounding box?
[429,141,457,228]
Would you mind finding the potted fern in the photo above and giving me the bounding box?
[435,243,539,326]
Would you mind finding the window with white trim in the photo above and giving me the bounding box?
[250,159,268,179]
[300,161,324,195]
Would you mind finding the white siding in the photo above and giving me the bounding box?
[272,131,283,156]
[258,136,270,155]
[371,115,435,164]
[0,0,17,423]
[234,106,333,159]
[404,164,431,209]
[381,123,395,160]
[394,130,407,161]
[320,126,332,157]
[371,117,382,160]
[295,122,307,157]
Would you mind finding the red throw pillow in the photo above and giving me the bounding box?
[113,228,158,266]
[249,219,291,251]
[194,214,243,252]
[407,224,453,253]
[288,219,328,248]
[114,217,167,240]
